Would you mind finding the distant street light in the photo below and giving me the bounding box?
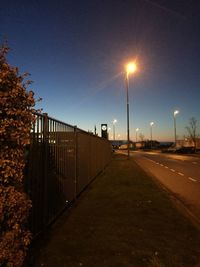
[112,119,117,140]
[150,122,154,149]
[135,128,139,150]
[125,62,137,159]
[108,127,111,140]
[136,128,139,143]
[173,110,179,147]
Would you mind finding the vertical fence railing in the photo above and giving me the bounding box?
[25,113,112,238]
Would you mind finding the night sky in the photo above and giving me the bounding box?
[1,0,200,141]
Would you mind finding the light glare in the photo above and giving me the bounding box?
[126,62,137,74]
[174,110,179,116]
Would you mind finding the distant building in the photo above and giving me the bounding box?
[134,140,160,149]
[110,140,134,149]
[119,141,135,150]
[176,138,200,149]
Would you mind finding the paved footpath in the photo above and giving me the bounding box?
[33,153,200,267]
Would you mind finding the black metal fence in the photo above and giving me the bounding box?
[25,113,112,238]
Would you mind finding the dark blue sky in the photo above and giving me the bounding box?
[1,0,200,141]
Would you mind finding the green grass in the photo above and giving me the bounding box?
[34,153,200,267]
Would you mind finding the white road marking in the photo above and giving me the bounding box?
[146,156,199,183]
[188,177,197,182]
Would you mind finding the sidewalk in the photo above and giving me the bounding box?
[33,153,200,267]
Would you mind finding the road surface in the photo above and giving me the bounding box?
[118,150,200,223]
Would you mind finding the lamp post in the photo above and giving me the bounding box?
[173,110,179,147]
[150,122,154,149]
[113,119,117,140]
[136,128,139,142]
[135,128,139,150]
[125,62,137,159]
[108,127,111,140]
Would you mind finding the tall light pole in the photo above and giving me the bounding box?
[135,128,139,150]
[108,127,111,140]
[125,62,137,159]
[136,128,139,142]
[113,119,117,140]
[150,122,154,149]
[173,110,179,147]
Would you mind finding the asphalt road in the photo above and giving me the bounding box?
[119,150,200,222]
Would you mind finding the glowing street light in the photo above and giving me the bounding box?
[150,122,154,149]
[108,127,111,140]
[112,119,117,140]
[127,62,137,74]
[125,61,137,159]
[136,128,139,143]
[173,110,179,147]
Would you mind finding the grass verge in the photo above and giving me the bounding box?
[34,153,200,267]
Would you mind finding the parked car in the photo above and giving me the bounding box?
[175,146,195,154]
[162,146,195,154]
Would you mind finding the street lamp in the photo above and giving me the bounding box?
[173,110,179,147]
[135,128,139,150]
[150,122,154,149]
[112,119,117,140]
[108,127,111,140]
[136,128,139,143]
[125,62,137,159]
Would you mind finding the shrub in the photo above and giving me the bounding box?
[0,45,35,267]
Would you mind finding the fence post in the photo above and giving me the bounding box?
[43,113,49,230]
[74,126,78,200]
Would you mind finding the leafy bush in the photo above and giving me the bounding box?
[0,45,35,267]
